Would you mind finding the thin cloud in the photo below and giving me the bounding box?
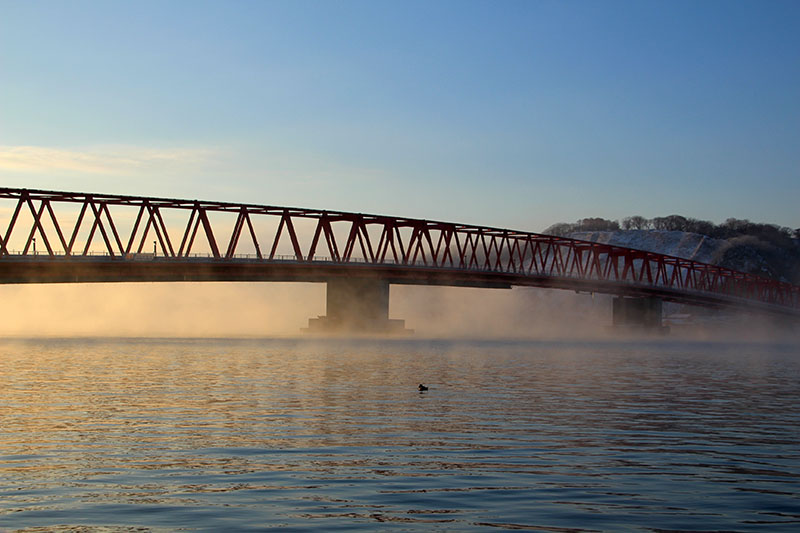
[0,145,219,175]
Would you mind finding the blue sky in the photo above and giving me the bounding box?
[1,0,798,231]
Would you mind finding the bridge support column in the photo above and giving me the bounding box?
[612,297,669,333]
[305,278,410,335]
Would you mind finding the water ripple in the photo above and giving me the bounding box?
[1,338,798,531]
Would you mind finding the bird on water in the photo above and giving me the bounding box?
[418,384,428,391]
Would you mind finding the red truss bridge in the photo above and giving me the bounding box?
[1,187,798,332]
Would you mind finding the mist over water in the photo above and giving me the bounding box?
[0,283,326,337]
[2,282,795,341]
[1,337,799,531]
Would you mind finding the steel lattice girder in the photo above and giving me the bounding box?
[0,187,798,311]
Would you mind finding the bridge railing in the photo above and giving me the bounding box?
[1,187,798,310]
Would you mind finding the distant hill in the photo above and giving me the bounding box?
[570,230,723,264]
[544,215,800,285]
[569,229,800,285]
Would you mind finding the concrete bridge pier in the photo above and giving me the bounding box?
[612,296,669,334]
[305,278,410,335]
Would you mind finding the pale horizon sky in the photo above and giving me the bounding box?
[2,0,799,232]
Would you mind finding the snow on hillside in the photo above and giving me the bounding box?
[569,230,727,265]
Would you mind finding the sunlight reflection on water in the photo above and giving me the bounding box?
[1,337,799,531]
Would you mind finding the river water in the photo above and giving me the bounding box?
[0,337,798,531]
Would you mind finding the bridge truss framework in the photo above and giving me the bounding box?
[0,188,797,317]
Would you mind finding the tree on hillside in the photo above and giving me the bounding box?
[684,218,715,236]
[544,218,620,236]
[576,218,620,232]
[717,219,794,246]
[622,215,649,230]
[543,222,574,237]
[652,215,688,231]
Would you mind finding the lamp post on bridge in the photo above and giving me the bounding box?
[153,240,156,257]
[33,238,36,255]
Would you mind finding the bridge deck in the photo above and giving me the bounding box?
[1,255,796,318]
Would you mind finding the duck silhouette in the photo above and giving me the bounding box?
[418,384,429,391]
